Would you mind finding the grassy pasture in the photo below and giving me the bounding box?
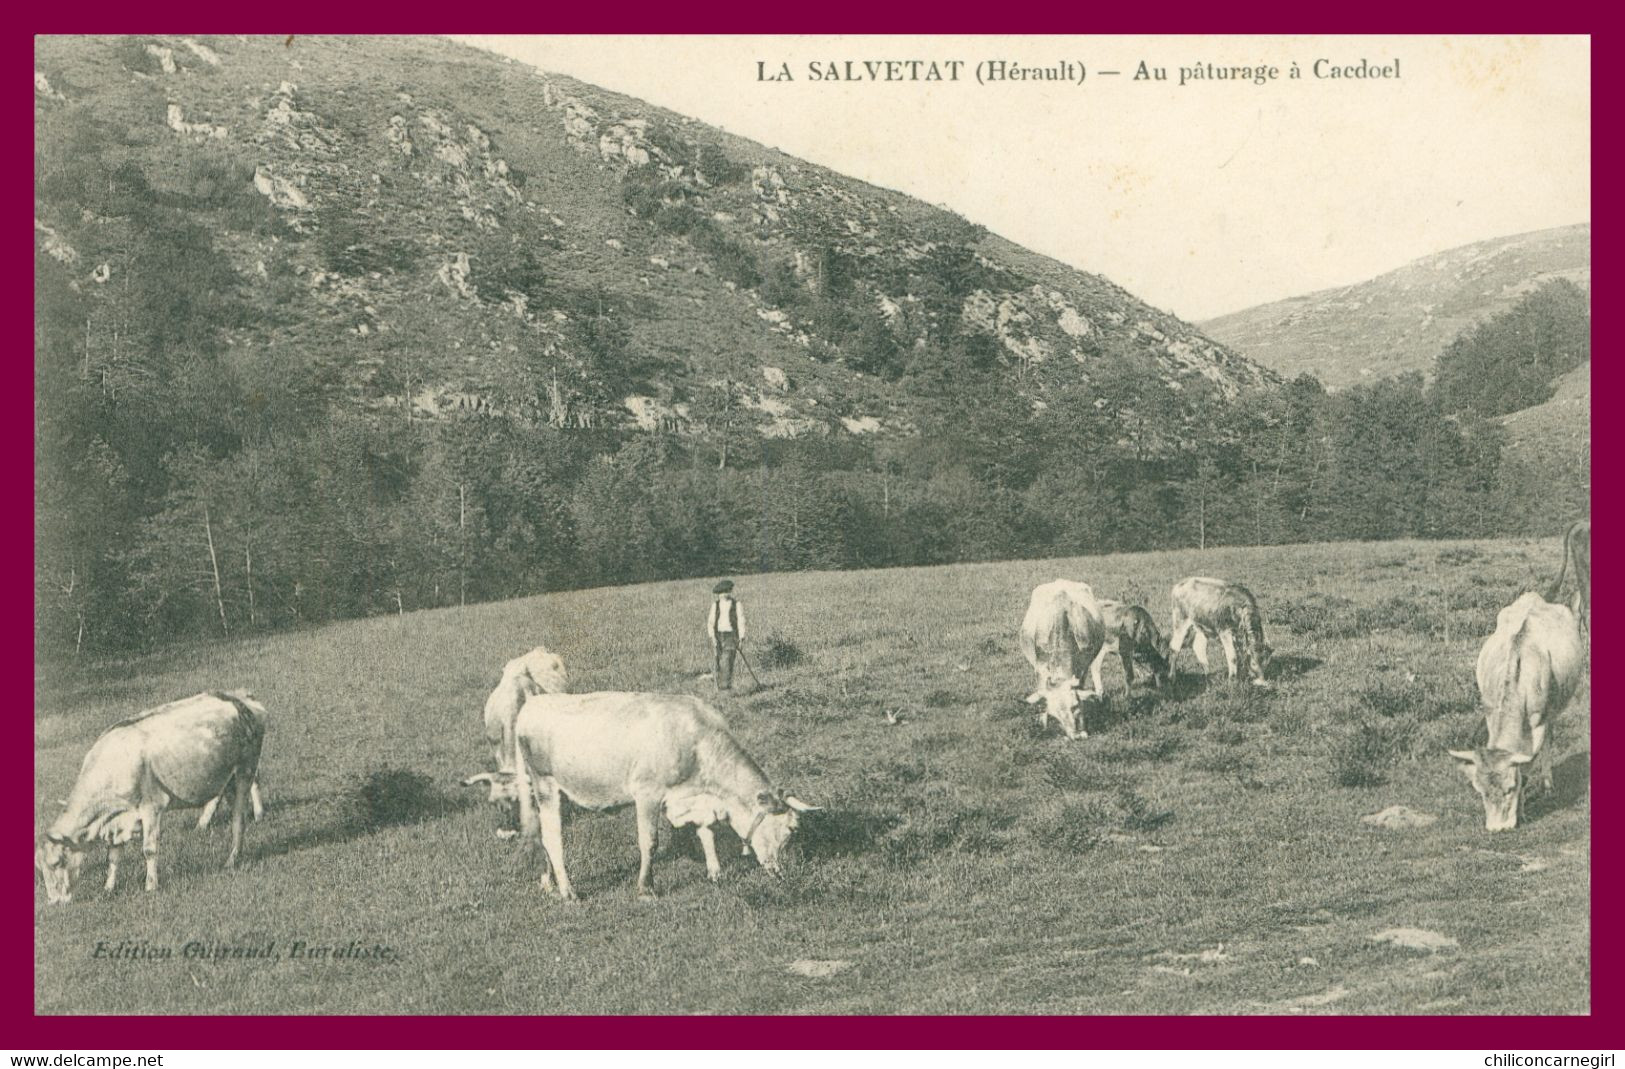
[34,537,1588,1015]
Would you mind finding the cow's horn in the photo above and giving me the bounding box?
[460,773,496,786]
[1446,749,1478,764]
[784,796,822,813]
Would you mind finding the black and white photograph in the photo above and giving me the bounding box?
[33,34,1590,1016]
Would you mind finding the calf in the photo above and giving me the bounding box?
[36,692,266,904]
[1019,579,1107,739]
[1169,577,1270,686]
[1088,600,1172,695]
[506,691,818,900]
[1449,592,1585,831]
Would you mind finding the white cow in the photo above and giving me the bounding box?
[36,692,267,904]
[1169,577,1270,686]
[504,691,818,900]
[464,646,569,807]
[1088,600,1173,695]
[1449,592,1586,831]
[1019,580,1107,740]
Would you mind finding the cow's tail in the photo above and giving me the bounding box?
[513,731,540,861]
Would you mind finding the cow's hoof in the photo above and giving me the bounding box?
[494,829,519,840]
[637,888,659,901]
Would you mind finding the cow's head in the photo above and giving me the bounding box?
[744,790,821,874]
[519,650,569,695]
[34,834,84,905]
[460,770,519,806]
[1448,747,1533,831]
[1025,677,1091,738]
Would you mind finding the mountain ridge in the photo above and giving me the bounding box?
[1200,223,1590,389]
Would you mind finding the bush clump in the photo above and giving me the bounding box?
[757,633,804,669]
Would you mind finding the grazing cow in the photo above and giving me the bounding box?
[504,691,818,900]
[1019,580,1107,739]
[35,692,266,904]
[1449,592,1586,831]
[1088,600,1173,695]
[463,647,569,808]
[1169,577,1270,686]
[1545,520,1590,632]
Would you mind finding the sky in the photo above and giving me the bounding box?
[451,35,1590,322]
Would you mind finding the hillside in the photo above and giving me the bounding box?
[1497,361,1591,530]
[34,35,1267,441]
[34,537,1589,1015]
[1200,225,1590,389]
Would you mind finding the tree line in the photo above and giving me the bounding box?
[33,126,1588,656]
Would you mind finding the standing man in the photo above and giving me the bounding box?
[707,579,746,690]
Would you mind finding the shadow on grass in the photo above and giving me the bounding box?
[1524,750,1590,822]
[253,768,476,862]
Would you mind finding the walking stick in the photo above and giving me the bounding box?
[737,643,762,687]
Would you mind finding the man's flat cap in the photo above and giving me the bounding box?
[712,580,735,594]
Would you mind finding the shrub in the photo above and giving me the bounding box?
[1331,721,1409,787]
[757,633,804,669]
[1053,798,1115,853]
[1358,681,1427,718]
[352,766,450,828]
[1115,788,1174,831]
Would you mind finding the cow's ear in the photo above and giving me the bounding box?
[757,790,789,814]
[1024,691,1044,705]
[1446,749,1479,766]
[1510,753,1535,766]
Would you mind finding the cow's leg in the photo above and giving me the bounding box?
[197,795,220,830]
[249,781,265,822]
[140,806,163,892]
[634,798,661,899]
[1534,722,1554,794]
[225,772,251,869]
[1089,644,1110,697]
[1191,630,1211,673]
[1169,618,1193,661]
[1120,647,1136,689]
[1219,630,1240,680]
[534,784,574,901]
[105,844,121,893]
[696,824,722,882]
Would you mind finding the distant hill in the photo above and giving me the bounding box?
[33,34,1268,442]
[1200,225,1590,389]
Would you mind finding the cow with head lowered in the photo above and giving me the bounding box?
[1169,577,1270,686]
[462,646,569,811]
[36,692,266,904]
[1450,592,1586,831]
[1019,579,1107,740]
[1088,600,1172,695]
[487,691,819,900]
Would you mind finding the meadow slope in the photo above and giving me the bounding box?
[34,537,1589,1015]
